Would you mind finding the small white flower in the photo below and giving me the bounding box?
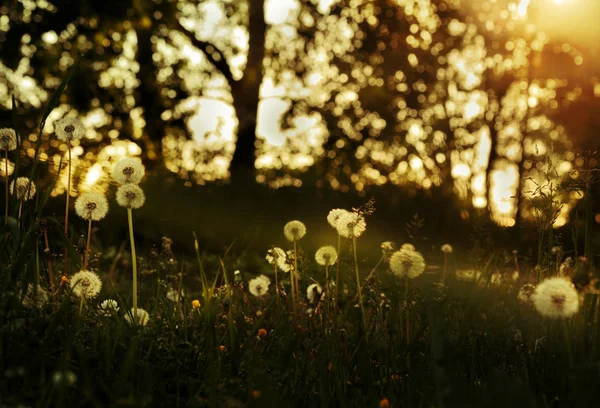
[0,128,17,151]
[249,275,271,297]
[70,270,102,299]
[389,247,425,279]
[10,177,36,201]
[441,244,453,254]
[327,208,350,229]
[284,220,306,242]
[54,117,85,142]
[116,184,145,209]
[532,277,579,318]
[75,192,109,221]
[125,307,150,326]
[315,246,338,266]
[99,299,119,316]
[336,211,366,239]
[517,284,536,304]
[113,157,145,185]
[307,283,323,303]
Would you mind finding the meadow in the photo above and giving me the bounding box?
[1,75,599,408]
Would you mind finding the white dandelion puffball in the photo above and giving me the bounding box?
[381,241,396,258]
[532,277,579,318]
[75,192,109,221]
[315,246,338,266]
[116,184,145,209]
[389,247,426,279]
[335,212,366,239]
[99,299,119,316]
[125,308,150,326]
[517,284,536,304]
[266,247,291,272]
[10,177,36,201]
[0,128,17,151]
[327,208,350,229]
[441,244,453,254]
[249,275,271,297]
[54,117,84,142]
[284,220,307,242]
[70,270,102,299]
[307,283,323,303]
[113,157,145,185]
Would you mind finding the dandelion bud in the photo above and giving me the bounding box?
[192,299,200,309]
[257,328,267,339]
[379,398,390,408]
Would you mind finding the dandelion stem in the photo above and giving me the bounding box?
[274,264,280,307]
[17,200,22,221]
[293,239,299,312]
[83,218,92,269]
[335,233,341,313]
[63,145,72,278]
[442,253,448,285]
[4,147,8,225]
[405,275,411,368]
[79,296,85,316]
[353,237,367,331]
[127,207,138,316]
[325,264,330,319]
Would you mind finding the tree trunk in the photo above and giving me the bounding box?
[229,0,266,185]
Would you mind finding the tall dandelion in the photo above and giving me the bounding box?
[116,182,146,316]
[336,211,367,328]
[532,277,580,365]
[0,128,17,225]
[284,220,306,309]
[441,244,453,284]
[390,246,425,365]
[75,192,108,269]
[112,157,145,185]
[54,118,84,235]
[266,247,287,305]
[249,275,271,298]
[10,177,36,220]
[327,208,349,309]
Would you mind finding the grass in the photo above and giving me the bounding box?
[1,70,600,408]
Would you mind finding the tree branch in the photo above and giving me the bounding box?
[175,20,236,87]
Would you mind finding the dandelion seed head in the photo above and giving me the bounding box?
[381,241,396,260]
[125,307,150,326]
[113,157,145,185]
[441,244,453,254]
[70,270,102,299]
[249,275,271,297]
[99,299,119,316]
[75,192,108,221]
[532,277,579,318]
[336,212,366,239]
[389,247,425,279]
[0,128,17,151]
[307,283,323,303]
[266,247,290,272]
[10,177,36,201]
[54,117,84,142]
[116,184,145,209]
[327,208,350,229]
[284,220,307,242]
[315,246,338,266]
